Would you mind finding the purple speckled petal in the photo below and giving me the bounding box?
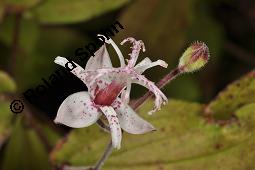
[54,56,93,85]
[54,91,101,128]
[112,99,155,134]
[100,106,122,149]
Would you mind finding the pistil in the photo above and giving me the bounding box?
[94,80,125,106]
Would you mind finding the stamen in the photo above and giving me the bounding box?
[129,72,168,114]
[97,34,125,67]
[121,37,146,67]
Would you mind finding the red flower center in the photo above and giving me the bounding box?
[94,80,124,106]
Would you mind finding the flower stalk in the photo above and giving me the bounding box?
[132,67,181,110]
[94,141,114,170]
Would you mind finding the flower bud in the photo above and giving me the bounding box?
[178,41,209,73]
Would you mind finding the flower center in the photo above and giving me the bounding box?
[94,80,124,106]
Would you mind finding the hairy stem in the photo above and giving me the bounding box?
[94,141,113,170]
[131,67,182,110]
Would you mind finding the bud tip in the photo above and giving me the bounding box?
[178,41,209,73]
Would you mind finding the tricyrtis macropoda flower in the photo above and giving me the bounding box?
[54,36,168,149]
[53,36,209,149]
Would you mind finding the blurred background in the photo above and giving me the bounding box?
[0,0,254,169]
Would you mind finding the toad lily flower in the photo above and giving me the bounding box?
[54,36,168,149]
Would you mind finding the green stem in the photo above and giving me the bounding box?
[94,141,113,170]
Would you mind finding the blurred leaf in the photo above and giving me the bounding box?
[206,70,255,119]
[1,117,51,170]
[50,97,255,169]
[4,0,41,9]
[0,101,13,149]
[15,27,87,90]
[0,70,16,93]
[31,0,130,24]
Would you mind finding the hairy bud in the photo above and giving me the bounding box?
[178,41,209,73]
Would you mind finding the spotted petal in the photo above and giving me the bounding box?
[113,99,156,134]
[54,91,101,128]
[54,56,93,85]
[100,106,122,149]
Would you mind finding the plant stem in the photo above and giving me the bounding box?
[8,12,22,77]
[131,67,182,110]
[94,141,113,170]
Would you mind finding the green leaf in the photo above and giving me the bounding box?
[0,69,15,150]
[0,71,16,93]
[1,117,51,170]
[31,0,130,24]
[206,70,255,119]
[0,101,13,149]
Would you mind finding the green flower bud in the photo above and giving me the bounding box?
[178,41,209,73]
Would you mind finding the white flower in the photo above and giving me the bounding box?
[54,35,168,149]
